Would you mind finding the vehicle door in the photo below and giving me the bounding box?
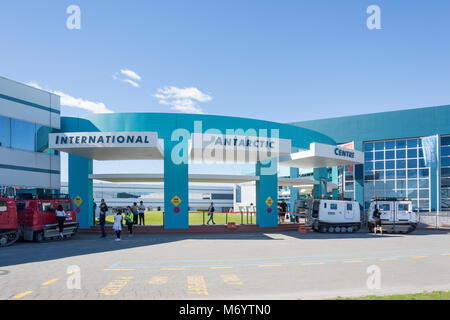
[396,201,411,223]
[0,200,8,225]
[344,202,354,220]
[41,201,56,226]
[378,202,393,222]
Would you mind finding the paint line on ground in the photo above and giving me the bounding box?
[258,264,282,268]
[441,253,450,256]
[187,276,208,296]
[342,260,363,264]
[104,269,136,271]
[378,258,398,261]
[149,277,168,285]
[42,278,59,286]
[99,277,133,296]
[210,266,233,270]
[13,291,33,299]
[413,256,428,259]
[160,268,185,271]
[221,274,243,286]
[303,262,325,266]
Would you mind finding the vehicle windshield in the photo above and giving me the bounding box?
[0,201,7,212]
[59,202,72,211]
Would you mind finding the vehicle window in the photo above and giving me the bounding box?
[16,202,25,211]
[324,203,327,209]
[60,202,72,211]
[43,202,54,212]
[0,201,7,212]
[330,204,338,210]
[398,204,409,211]
[347,204,353,211]
[379,204,390,211]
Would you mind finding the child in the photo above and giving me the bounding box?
[113,211,123,241]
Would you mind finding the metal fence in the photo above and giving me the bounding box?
[417,212,450,229]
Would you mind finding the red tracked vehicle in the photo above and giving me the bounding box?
[0,197,19,247]
[15,194,79,242]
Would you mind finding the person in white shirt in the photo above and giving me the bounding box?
[55,205,66,239]
[113,211,123,241]
[138,201,146,226]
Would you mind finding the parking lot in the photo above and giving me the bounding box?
[2,229,450,300]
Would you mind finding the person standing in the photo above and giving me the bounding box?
[55,205,66,240]
[207,202,216,225]
[113,211,123,241]
[99,199,108,238]
[138,201,146,226]
[93,199,97,226]
[132,202,139,225]
[125,206,134,236]
[279,200,288,224]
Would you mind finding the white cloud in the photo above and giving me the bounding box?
[120,69,142,81]
[154,86,212,114]
[113,69,142,88]
[26,82,114,114]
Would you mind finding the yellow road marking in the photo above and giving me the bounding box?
[42,278,59,286]
[303,262,325,266]
[99,277,133,296]
[441,253,450,256]
[160,268,185,271]
[413,256,428,259]
[258,264,282,268]
[149,277,168,285]
[13,291,32,299]
[210,266,233,270]
[221,274,243,286]
[187,276,208,296]
[378,258,398,261]
[343,260,363,264]
[104,269,136,271]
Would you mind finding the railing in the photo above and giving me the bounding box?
[417,212,450,229]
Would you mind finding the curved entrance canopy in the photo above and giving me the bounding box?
[54,112,350,230]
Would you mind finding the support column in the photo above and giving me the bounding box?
[256,159,278,228]
[164,140,189,229]
[289,167,299,212]
[313,168,328,199]
[68,154,93,229]
[331,167,339,200]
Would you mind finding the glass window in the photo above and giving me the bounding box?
[375,152,384,161]
[386,170,395,179]
[408,159,418,168]
[365,152,373,161]
[419,179,430,189]
[408,180,418,189]
[347,203,353,211]
[442,157,450,167]
[419,200,430,211]
[408,190,418,198]
[396,150,406,159]
[375,142,385,150]
[345,182,354,191]
[419,148,424,158]
[407,149,418,158]
[386,161,395,170]
[407,139,418,148]
[330,203,338,210]
[407,170,418,179]
[441,136,450,146]
[419,190,429,199]
[375,171,384,180]
[397,170,406,179]
[442,147,450,157]
[0,201,7,212]
[385,151,395,160]
[419,169,430,178]
[397,180,406,189]
[0,116,11,148]
[364,143,374,152]
[379,204,390,211]
[365,161,374,171]
[443,168,450,178]
[385,141,396,150]
[419,158,426,168]
[11,119,35,152]
[397,160,406,169]
[375,161,384,170]
[398,204,409,211]
[396,140,406,149]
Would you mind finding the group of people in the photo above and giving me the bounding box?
[96,199,147,241]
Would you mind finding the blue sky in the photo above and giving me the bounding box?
[1,0,450,181]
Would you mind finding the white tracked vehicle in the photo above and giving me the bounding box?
[294,199,362,233]
[367,198,417,234]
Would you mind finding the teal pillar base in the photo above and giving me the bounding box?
[331,167,339,200]
[164,140,189,229]
[68,154,93,229]
[289,168,299,212]
[256,159,278,228]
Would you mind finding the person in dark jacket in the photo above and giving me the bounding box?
[99,199,108,238]
[373,206,382,233]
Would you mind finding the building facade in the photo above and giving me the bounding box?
[0,77,60,195]
[293,105,450,212]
